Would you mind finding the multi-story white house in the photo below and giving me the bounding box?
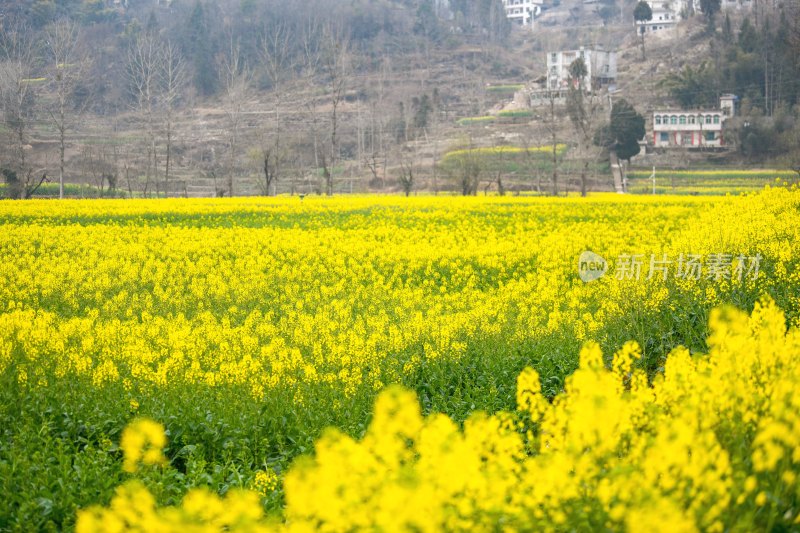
[652,94,738,148]
[720,0,753,10]
[635,0,752,36]
[636,0,683,33]
[502,0,543,27]
[546,46,617,92]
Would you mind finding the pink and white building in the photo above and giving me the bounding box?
[652,94,737,148]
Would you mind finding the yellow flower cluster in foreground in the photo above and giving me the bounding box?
[77,298,800,531]
[77,482,271,533]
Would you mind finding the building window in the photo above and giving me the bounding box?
[679,115,686,125]
[551,53,557,62]
[655,115,662,125]
[660,132,669,142]
[688,115,695,124]
[705,131,715,141]
[713,115,720,124]
[705,115,712,124]
[670,115,677,125]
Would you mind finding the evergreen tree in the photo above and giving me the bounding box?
[594,99,645,162]
[699,0,721,30]
[633,1,653,60]
[738,18,758,52]
[183,1,216,96]
[412,94,432,131]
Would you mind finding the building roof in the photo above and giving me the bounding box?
[653,109,724,115]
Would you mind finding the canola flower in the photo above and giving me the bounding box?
[252,470,280,496]
[0,191,798,400]
[76,481,272,533]
[77,298,800,531]
[3,189,800,529]
[120,418,167,473]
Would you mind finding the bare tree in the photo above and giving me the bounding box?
[520,130,545,194]
[0,26,44,197]
[488,145,508,196]
[220,38,252,197]
[260,19,294,109]
[79,144,110,195]
[300,14,323,173]
[363,59,391,190]
[251,134,285,196]
[263,145,279,197]
[428,88,442,194]
[442,138,482,196]
[459,150,483,196]
[543,90,563,196]
[44,19,91,199]
[257,19,297,196]
[397,143,417,196]
[160,39,186,197]
[566,58,602,196]
[127,30,163,197]
[320,22,351,196]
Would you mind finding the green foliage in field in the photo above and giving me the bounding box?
[497,109,533,122]
[627,169,799,195]
[438,145,568,178]
[456,116,496,126]
[486,84,524,95]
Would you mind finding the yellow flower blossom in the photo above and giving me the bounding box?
[0,191,797,530]
[119,418,167,473]
[252,470,279,496]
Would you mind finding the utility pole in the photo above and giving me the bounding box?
[650,165,656,195]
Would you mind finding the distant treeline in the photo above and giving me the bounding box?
[0,0,510,101]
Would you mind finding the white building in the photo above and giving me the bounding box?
[636,0,683,33]
[636,0,752,36]
[652,95,738,148]
[546,46,617,92]
[502,0,543,27]
[720,0,753,10]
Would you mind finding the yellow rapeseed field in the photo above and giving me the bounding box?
[1,188,799,530]
[77,298,800,531]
